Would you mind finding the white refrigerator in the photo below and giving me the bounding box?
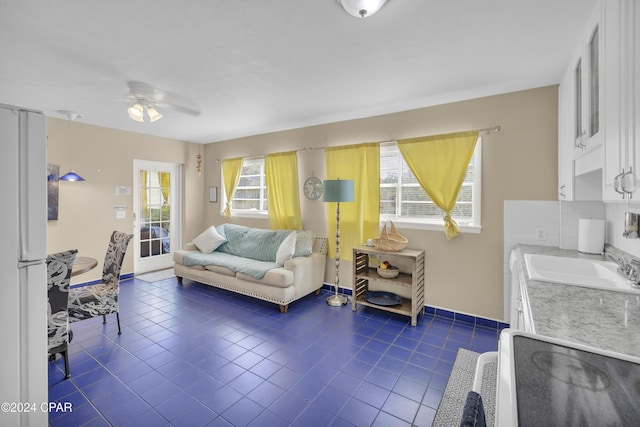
[0,104,48,427]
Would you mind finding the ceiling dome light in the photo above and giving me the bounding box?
[128,103,144,122]
[337,0,388,18]
[147,106,163,122]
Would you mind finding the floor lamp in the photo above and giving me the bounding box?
[323,179,354,306]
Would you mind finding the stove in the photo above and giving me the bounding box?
[496,330,640,426]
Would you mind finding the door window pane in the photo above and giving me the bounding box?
[139,170,171,258]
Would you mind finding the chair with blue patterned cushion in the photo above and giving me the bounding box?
[68,231,133,334]
[47,249,78,379]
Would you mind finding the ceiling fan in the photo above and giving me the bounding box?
[125,81,200,123]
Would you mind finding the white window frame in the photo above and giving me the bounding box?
[379,138,482,233]
[225,157,268,219]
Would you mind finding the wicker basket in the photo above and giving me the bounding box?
[371,222,408,252]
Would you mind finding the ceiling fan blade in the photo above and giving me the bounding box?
[127,81,158,100]
[154,100,201,117]
[126,80,200,117]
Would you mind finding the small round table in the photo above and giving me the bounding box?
[72,256,98,277]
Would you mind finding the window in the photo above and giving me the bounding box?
[230,158,268,217]
[380,139,482,231]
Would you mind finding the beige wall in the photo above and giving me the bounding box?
[46,118,205,285]
[202,86,559,321]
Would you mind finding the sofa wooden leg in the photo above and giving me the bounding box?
[315,288,321,296]
[176,276,183,284]
[279,304,288,313]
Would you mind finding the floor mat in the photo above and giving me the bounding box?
[136,268,175,282]
[432,348,480,426]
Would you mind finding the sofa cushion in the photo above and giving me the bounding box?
[192,226,226,253]
[294,230,314,257]
[204,264,235,277]
[276,232,296,265]
[174,250,205,269]
[182,263,205,271]
[236,268,294,288]
[216,224,292,262]
[182,251,278,279]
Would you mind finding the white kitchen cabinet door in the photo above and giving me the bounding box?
[603,0,625,201]
[558,68,574,201]
[572,6,603,156]
[558,0,604,201]
[629,0,640,200]
[603,0,640,202]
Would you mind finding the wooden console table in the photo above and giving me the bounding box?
[352,246,425,326]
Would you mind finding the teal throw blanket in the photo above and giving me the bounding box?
[216,224,292,262]
[181,251,279,279]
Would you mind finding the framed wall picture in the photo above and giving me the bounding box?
[209,186,218,203]
[47,164,59,220]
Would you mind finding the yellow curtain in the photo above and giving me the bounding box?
[325,143,379,261]
[266,151,302,230]
[222,157,244,218]
[158,172,170,204]
[397,130,479,240]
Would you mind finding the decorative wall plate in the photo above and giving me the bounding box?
[304,177,323,200]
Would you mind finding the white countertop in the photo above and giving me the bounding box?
[512,244,640,358]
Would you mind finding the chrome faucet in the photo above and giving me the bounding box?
[607,253,628,274]
[627,260,640,288]
[607,253,640,287]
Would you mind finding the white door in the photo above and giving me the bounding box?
[133,160,181,273]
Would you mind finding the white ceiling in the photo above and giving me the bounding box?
[1,0,597,144]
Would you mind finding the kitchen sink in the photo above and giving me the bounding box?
[523,253,640,293]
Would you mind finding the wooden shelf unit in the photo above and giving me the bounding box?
[352,246,425,326]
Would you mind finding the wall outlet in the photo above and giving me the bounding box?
[536,228,546,241]
[116,210,126,219]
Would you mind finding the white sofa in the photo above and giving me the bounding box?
[173,224,327,312]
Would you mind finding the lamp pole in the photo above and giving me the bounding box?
[327,199,347,306]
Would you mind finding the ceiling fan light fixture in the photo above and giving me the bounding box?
[128,103,144,122]
[147,106,163,122]
[125,81,201,122]
[337,0,388,18]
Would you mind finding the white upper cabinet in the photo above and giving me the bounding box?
[573,7,603,155]
[635,0,640,198]
[603,0,640,202]
[558,2,603,201]
[558,68,574,200]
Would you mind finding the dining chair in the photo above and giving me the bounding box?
[68,231,133,334]
[47,249,78,379]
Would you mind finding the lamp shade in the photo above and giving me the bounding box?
[59,170,85,181]
[323,179,354,202]
[147,106,163,122]
[128,103,144,122]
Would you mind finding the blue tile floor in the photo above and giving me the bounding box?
[49,277,505,426]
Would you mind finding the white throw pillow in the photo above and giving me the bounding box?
[192,226,226,253]
[276,231,296,265]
